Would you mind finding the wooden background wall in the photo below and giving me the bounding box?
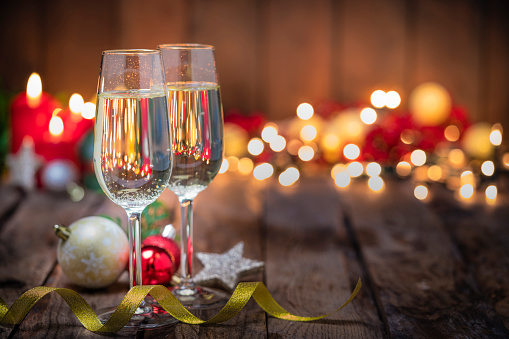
[1,0,508,126]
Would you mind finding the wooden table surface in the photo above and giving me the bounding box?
[1,173,509,338]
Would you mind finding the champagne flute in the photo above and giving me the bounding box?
[158,44,228,309]
[93,49,177,328]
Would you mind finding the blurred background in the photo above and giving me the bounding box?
[1,0,508,122]
[1,0,509,196]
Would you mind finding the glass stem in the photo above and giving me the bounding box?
[179,199,196,291]
[126,210,143,289]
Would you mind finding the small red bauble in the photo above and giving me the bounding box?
[141,235,180,285]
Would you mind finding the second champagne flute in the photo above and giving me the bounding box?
[159,43,228,309]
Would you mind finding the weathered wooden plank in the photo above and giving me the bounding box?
[145,173,267,338]
[410,0,482,120]
[337,0,407,104]
[262,0,333,119]
[264,177,384,338]
[343,179,509,338]
[0,186,24,229]
[429,184,509,331]
[0,189,105,338]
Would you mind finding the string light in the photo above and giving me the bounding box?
[410,149,426,166]
[481,160,495,176]
[370,90,386,108]
[253,163,274,180]
[279,167,300,186]
[385,91,401,109]
[360,108,377,125]
[296,103,314,120]
[368,176,384,192]
[365,162,381,177]
[347,162,363,177]
[247,138,264,156]
[298,145,314,161]
[343,144,360,160]
[396,161,412,177]
[414,185,428,200]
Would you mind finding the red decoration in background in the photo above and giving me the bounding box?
[141,235,181,285]
[224,110,266,136]
[10,91,60,154]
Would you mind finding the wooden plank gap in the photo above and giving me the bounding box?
[342,213,391,339]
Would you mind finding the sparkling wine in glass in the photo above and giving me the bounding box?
[93,49,177,328]
[159,44,228,309]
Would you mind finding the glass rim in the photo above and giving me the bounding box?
[102,49,160,55]
[158,43,215,50]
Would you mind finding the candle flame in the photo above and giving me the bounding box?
[49,115,64,136]
[27,73,42,108]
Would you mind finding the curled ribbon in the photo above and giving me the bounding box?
[0,279,361,333]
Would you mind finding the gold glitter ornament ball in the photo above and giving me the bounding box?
[56,216,128,288]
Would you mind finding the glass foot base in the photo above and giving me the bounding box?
[96,302,179,330]
[172,285,229,310]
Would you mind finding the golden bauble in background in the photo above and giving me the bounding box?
[409,82,452,126]
[462,122,494,159]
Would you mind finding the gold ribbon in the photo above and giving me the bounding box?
[0,279,361,333]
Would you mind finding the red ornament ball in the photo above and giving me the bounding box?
[141,235,181,285]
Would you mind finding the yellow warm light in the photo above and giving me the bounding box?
[218,158,229,174]
[490,129,502,146]
[428,165,442,181]
[347,161,363,177]
[81,102,96,120]
[322,134,340,151]
[400,129,415,145]
[298,145,314,161]
[414,185,428,200]
[227,156,239,172]
[27,73,42,99]
[238,157,254,174]
[296,103,314,120]
[460,171,475,186]
[410,149,426,166]
[279,167,300,186]
[287,139,303,155]
[300,125,317,142]
[334,171,351,188]
[396,161,412,177]
[448,148,465,168]
[269,135,286,152]
[385,91,401,109]
[371,90,386,108]
[360,108,377,125]
[481,160,495,176]
[247,137,264,156]
[503,153,509,169]
[69,93,84,114]
[26,73,42,108]
[368,176,384,192]
[261,124,278,143]
[444,125,460,142]
[485,185,497,203]
[343,144,360,160]
[365,162,382,177]
[253,163,274,180]
[49,114,64,136]
[331,163,346,178]
[459,184,474,199]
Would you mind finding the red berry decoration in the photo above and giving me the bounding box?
[141,235,181,285]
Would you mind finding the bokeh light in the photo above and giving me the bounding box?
[300,125,317,142]
[81,102,96,119]
[296,103,314,120]
[69,93,85,114]
[444,125,460,142]
[247,138,264,156]
[334,171,351,188]
[253,163,274,180]
[261,123,278,143]
[269,135,286,152]
[414,185,428,200]
[481,160,495,176]
[238,157,254,174]
[410,149,426,166]
[279,167,300,186]
[368,176,384,192]
[360,108,377,125]
[371,90,386,108]
[396,161,412,177]
[385,91,401,109]
[298,145,314,161]
[343,144,360,160]
[365,162,382,177]
[218,158,229,173]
